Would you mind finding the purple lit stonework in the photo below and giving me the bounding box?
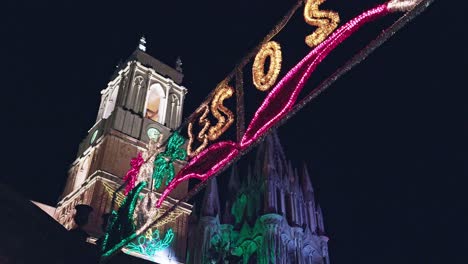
[187,131,330,264]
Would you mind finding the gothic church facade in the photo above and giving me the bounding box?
[187,131,330,264]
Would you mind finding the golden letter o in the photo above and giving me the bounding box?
[252,41,282,91]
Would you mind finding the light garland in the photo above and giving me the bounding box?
[125,228,175,258]
[103,182,125,208]
[252,41,283,91]
[102,181,147,256]
[135,192,160,228]
[152,132,187,189]
[187,84,235,157]
[138,139,162,185]
[387,0,422,12]
[240,3,389,149]
[235,69,245,141]
[187,104,210,158]
[123,152,145,195]
[157,3,390,207]
[208,84,235,141]
[157,141,239,207]
[304,0,340,47]
[101,0,432,259]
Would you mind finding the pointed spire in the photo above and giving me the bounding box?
[175,56,183,73]
[317,204,326,234]
[294,167,300,191]
[247,164,253,186]
[254,129,287,181]
[222,201,235,225]
[289,167,296,190]
[301,163,315,201]
[138,36,147,52]
[201,177,220,217]
[228,164,240,194]
[285,160,294,191]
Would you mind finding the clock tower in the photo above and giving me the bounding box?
[54,38,192,263]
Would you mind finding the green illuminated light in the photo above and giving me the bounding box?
[152,132,187,189]
[147,127,161,141]
[125,229,175,258]
[90,130,99,144]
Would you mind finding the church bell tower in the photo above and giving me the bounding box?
[54,37,192,263]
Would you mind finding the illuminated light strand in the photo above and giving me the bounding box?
[135,192,160,228]
[101,1,434,260]
[235,69,245,141]
[103,182,125,208]
[157,3,390,207]
[150,210,184,229]
[252,41,283,91]
[152,132,187,189]
[240,4,389,149]
[157,141,239,207]
[387,0,422,12]
[180,0,303,131]
[102,181,147,256]
[304,0,340,47]
[125,228,175,258]
[187,84,235,157]
[187,105,210,158]
[207,84,235,141]
[138,138,163,186]
[123,152,145,195]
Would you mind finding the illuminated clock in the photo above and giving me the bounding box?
[90,130,99,144]
[147,127,161,141]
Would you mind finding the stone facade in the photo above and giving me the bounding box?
[187,131,330,264]
[54,45,191,263]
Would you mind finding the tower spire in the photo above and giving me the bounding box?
[317,204,326,234]
[301,163,315,201]
[175,56,183,73]
[138,36,146,52]
[228,164,240,194]
[201,177,220,217]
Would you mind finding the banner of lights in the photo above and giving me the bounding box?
[101,0,433,262]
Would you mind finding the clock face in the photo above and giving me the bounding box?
[147,127,161,141]
[90,130,99,144]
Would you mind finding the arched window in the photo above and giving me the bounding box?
[74,156,90,190]
[145,83,165,123]
[169,94,179,128]
[102,87,119,119]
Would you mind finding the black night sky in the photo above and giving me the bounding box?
[2,0,466,263]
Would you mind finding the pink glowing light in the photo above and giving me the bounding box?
[156,4,390,205]
[240,4,389,149]
[123,152,145,195]
[156,141,239,207]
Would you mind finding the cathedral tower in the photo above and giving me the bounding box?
[54,38,192,263]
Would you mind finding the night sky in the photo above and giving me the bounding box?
[2,0,466,263]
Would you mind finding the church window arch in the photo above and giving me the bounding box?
[74,156,90,190]
[145,83,166,123]
[168,94,179,128]
[102,87,119,119]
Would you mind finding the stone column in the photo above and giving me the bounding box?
[259,214,283,264]
[194,216,219,264]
